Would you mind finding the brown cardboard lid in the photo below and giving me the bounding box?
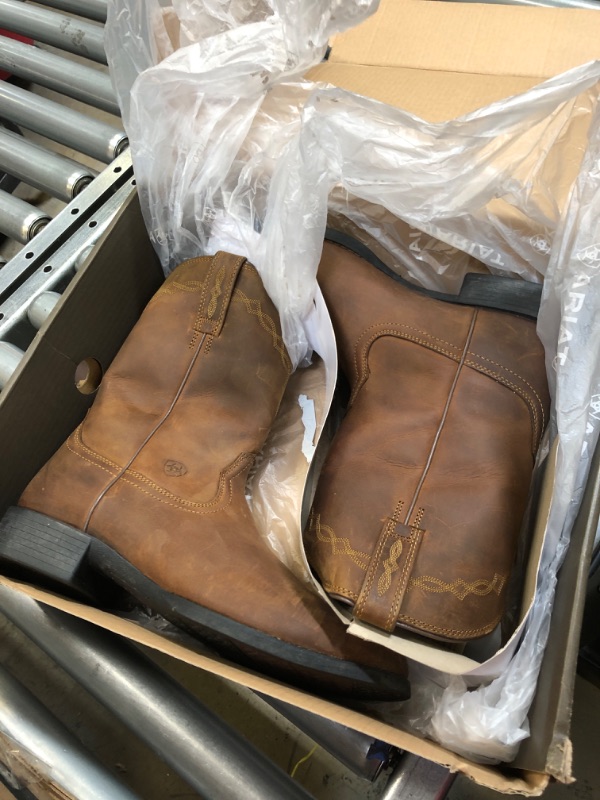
[307,62,540,121]
[326,0,600,79]
[308,0,600,120]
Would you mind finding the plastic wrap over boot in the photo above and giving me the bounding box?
[305,240,550,643]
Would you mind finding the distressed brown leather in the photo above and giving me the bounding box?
[19,251,409,694]
[305,241,550,642]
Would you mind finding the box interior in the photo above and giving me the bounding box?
[0,186,597,794]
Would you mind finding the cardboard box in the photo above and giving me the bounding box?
[2,1,600,793]
[0,188,597,796]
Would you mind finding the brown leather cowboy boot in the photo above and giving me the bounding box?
[305,233,550,644]
[0,251,409,699]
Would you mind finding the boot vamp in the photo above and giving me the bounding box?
[89,474,406,676]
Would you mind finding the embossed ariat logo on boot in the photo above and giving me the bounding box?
[164,460,188,477]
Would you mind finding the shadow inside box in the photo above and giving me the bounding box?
[578,543,600,690]
[579,640,600,691]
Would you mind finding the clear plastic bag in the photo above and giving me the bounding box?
[105,0,379,368]
[105,0,600,764]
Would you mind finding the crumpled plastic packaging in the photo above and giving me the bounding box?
[105,0,379,368]
[105,0,600,764]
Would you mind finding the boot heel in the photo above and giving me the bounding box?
[324,228,542,319]
[0,507,116,604]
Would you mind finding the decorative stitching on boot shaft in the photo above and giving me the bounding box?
[377,536,404,597]
[72,426,121,471]
[467,350,546,430]
[465,354,545,449]
[412,507,425,528]
[69,425,254,513]
[319,577,504,638]
[307,513,370,570]
[156,278,205,296]
[118,457,251,516]
[464,360,540,455]
[115,479,233,516]
[125,453,253,509]
[147,258,291,370]
[409,573,507,600]
[207,266,226,319]
[190,252,246,346]
[376,500,404,597]
[66,432,119,477]
[403,309,479,524]
[153,262,256,299]
[396,612,503,639]
[232,289,292,374]
[352,325,543,457]
[352,324,462,401]
[354,520,395,619]
[352,497,426,633]
[308,505,505,601]
[190,259,216,348]
[356,321,463,357]
[387,527,423,631]
[322,580,359,602]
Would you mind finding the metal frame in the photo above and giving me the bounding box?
[0,149,133,338]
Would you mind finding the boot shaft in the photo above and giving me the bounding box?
[11,250,410,699]
[21,253,292,529]
[308,241,550,641]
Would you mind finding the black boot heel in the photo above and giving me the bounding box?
[324,228,542,319]
[0,507,117,604]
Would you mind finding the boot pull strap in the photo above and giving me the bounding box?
[193,251,246,338]
[354,519,426,632]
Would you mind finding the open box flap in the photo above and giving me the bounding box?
[326,0,600,78]
[308,0,600,121]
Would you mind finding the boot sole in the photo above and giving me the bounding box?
[324,228,542,319]
[0,506,410,701]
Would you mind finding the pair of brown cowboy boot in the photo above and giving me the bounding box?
[0,234,549,700]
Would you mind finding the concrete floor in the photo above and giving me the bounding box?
[0,17,599,800]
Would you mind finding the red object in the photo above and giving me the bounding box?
[0,30,34,81]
